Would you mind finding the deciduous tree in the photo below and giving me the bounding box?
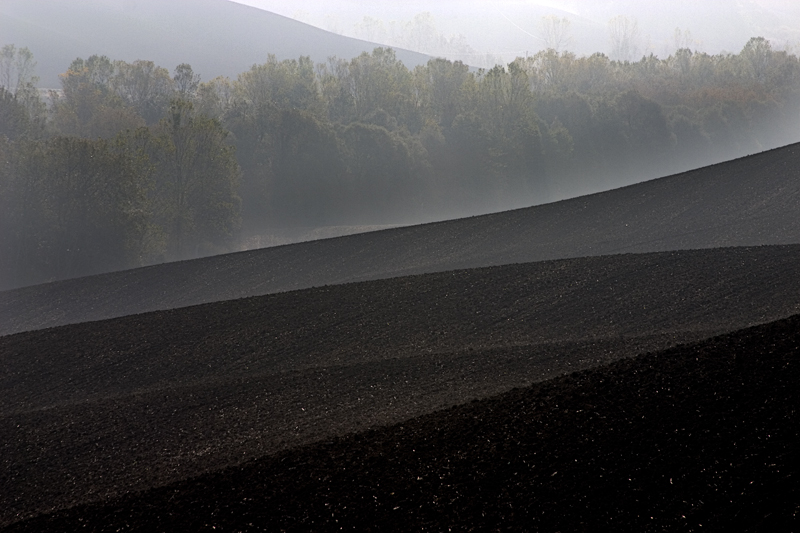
[149,100,241,259]
[609,16,641,62]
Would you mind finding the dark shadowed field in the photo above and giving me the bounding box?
[6,313,798,532]
[2,245,800,530]
[2,145,800,531]
[3,142,800,336]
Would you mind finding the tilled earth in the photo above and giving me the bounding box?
[4,142,800,335]
[2,245,800,530]
[4,311,799,532]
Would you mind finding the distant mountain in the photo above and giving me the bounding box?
[0,0,432,88]
[242,0,800,65]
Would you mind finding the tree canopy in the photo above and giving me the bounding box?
[1,38,799,288]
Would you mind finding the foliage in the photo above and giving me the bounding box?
[0,87,30,140]
[0,44,45,135]
[147,100,241,259]
[0,135,154,288]
[235,55,321,115]
[2,36,800,287]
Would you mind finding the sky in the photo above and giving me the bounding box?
[230,0,800,65]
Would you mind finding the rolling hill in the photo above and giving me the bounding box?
[3,141,800,336]
[2,244,800,528]
[6,311,798,531]
[2,140,800,530]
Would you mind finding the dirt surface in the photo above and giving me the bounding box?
[4,311,799,532]
[3,142,800,335]
[3,144,800,530]
[238,224,407,250]
[2,245,800,528]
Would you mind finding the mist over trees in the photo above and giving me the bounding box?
[1,37,799,289]
[298,11,503,69]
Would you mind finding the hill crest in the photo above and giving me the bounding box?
[2,142,800,336]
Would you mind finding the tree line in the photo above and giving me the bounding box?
[1,37,799,289]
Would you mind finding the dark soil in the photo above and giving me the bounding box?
[2,245,800,529]
[3,142,800,335]
[5,312,799,532]
[3,143,800,530]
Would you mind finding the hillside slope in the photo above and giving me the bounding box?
[0,0,431,88]
[3,142,800,336]
[2,244,800,526]
[7,311,798,531]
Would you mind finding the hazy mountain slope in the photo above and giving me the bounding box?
[249,0,800,63]
[2,245,799,528]
[3,142,800,336]
[0,0,431,88]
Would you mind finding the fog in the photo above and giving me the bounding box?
[233,0,800,66]
[2,0,800,289]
